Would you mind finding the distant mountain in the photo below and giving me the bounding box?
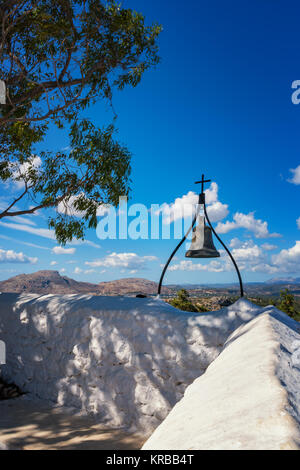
[1,270,299,298]
[266,277,300,285]
[0,270,99,295]
[97,278,172,296]
[168,278,300,289]
[0,271,172,296]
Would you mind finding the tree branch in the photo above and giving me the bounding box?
[0,183,29,216]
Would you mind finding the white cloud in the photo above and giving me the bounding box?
[52,246,76,255]
[157,183,228,224]
[288,165,300,185]
[228,239,300,274]
[221,240,267,272]
[157,191,197,224]
[0,221,55,239]
[206,201,229,223]
[0,235,49,251]
[12,156,42,189]
[297,217,300,229]
[169,260,225,272]
[216,212,280,239]
[19,241,49,250]
[68,239,101,249]
[57,193,109,218]
[85,252,157,270]
[229,238,243,248]
[216,220,237,234]
[173,239,281,274]
[9,216,37,226]
[250,263,279,274]
[171,237,300,275]
[57,194,85,218]
[0,249,37,264]
[205,182,219,204]
[228,240,281,273]
[50,261,57,266]
[231,241,264,262]
[0,221,98,248]
[271,241,300,273]
[261,243,278,251]
[74,267,82,274]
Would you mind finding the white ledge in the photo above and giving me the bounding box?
[142,309,300,450]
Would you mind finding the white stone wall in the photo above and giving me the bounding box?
[0,293,260,433]
[143,308,300,449]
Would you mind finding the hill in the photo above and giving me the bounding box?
[0,271,172,296]
[0,270,99,295]
[97,278,172,296]
[267,277,300,285]
[0,270,299,298]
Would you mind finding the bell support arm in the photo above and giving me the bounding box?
[203,200,244,298]
[157,194,201,296]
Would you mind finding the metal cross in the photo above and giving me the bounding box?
[195,174,211,194]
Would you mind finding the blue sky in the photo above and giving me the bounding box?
[1,0,300,285]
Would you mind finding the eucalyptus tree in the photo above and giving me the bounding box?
[0,0,161,243]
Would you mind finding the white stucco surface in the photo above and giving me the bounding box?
[142,308,300,450]
[0,293,261,433]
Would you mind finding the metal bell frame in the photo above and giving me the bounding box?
[157,174,244,298]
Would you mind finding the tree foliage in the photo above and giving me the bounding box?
[0,0,161,243]
[169,289,199,313]
[252,290,300,322]
[0,0,161,128]
[278,289,300,321]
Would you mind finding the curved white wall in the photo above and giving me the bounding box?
[0,293,260,433]
[143,308,300,450]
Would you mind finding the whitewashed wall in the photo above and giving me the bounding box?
[0,293,260,433]
[143,308,300,449]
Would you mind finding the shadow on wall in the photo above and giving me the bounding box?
[0,293,257,432]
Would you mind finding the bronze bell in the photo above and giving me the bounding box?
[185,216,220,258]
